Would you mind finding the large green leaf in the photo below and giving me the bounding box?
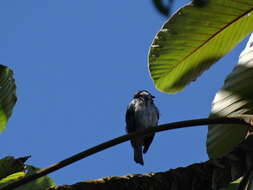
[0,65,17,131]
[206,33,253,158]
[148,0,253,93]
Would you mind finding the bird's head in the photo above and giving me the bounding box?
[133,90,155,102]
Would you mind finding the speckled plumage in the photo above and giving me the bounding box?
[125,90,159,165]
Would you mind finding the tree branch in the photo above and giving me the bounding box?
[0,117,250,190]
[49,133,253,190]
[47,137,252,190]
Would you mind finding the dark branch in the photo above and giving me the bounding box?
[0,117,250,190]
[49,134,253,190]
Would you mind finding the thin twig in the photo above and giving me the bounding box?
[0,117,249,190]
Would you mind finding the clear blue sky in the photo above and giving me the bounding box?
[0,0,250,186]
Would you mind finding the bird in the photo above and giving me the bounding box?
[125,90,159,165]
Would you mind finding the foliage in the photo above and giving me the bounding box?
[152,0,173,16]
[1,0,253,190]
[148,0,253,93]
[0,157,27,180]
[0,158,55,190]
[151,0,209,16]
[207,34,253,158]
[221,178,241,190]
[0,65,17,132]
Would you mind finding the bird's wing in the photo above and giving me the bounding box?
[143,104,159,154]
[143,134,154,154]
[155,105,160,121]
[125,103,136,133]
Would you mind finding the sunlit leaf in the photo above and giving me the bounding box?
[221,178,241,190]
[0,172,25,185]
[0,156,29,180]
[15,165,55,190]
[148,0,253,93]
[0,165,55,190]
[206,33,253,158]
[0,65,17,131]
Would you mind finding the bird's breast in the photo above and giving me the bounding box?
[135,102,158,129]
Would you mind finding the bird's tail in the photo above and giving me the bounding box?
[134,147,144,165]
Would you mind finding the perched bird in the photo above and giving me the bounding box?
[125,90,159,165]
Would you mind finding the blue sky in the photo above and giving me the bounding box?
[0,0,250,186]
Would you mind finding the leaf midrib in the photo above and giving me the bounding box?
[169,7,253,75]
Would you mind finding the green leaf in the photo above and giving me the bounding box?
[0,165,55,190]
[148,0,253,93]
[221,178,241,190]
[0,172,25,185]
[206,33,253,158]
[0,156,29,180]
[0,65,17,131]
[15,165,55,190]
